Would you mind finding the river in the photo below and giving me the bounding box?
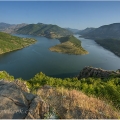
[0,34,120,80]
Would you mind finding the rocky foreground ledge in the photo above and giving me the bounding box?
[0,79,48,119]
[78,66,120,79]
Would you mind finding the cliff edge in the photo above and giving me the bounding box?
[78,66,120,79]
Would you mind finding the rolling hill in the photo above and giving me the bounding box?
[16,23,73,38]
[82,23,120,39]
[78,27,96,35]
[0,32,36,54]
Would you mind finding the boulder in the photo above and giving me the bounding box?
[0,79,48,119]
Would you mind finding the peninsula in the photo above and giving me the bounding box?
[50,35,88,55]
[0,32,36,54]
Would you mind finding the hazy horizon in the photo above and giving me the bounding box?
[1,1,120,30]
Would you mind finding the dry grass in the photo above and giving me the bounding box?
[37,85,120,119]
[49,41,88,55]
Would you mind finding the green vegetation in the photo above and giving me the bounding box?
[0,32,36,54]
[59,35,82,45]
[0,71,14,81]
[50,35,88,55]
[27,72,120,109]
[16,23,72,38]
[95,38,120,57]
[0,70,120,118]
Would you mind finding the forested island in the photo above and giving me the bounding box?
[0,32,36,54]
[50,35,88,55]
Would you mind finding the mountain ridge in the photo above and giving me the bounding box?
[0,22,15,30]
[81,23,120,39]
[15,23,73,39]
[79,23,120,57]
[0,22,27,33]
[77,27,95,35]
[65,27,80,34]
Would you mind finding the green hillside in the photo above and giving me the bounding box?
[82,23,120,39]
[16,23,72,38]
[50,35,88,55]
[95,38,120,57]
[59,35,82,45]
[0,32,36,54]
[80,23,120,57]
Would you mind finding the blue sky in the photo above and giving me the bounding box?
[0,1,120,30]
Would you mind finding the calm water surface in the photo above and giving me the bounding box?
[0,34,120,79]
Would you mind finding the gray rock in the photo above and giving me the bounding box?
[25,96,49,119]
[0,96,28,119]
[0,80,48,119]
[14,79,29,92]
[78,66,120,79]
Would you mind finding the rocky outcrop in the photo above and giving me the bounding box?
[0,79,48,119]
[78,66,120,79]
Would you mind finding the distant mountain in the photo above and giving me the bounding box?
[0,22,15,31]
[80,23,120,57]
[0,23,27,33]
[65,28,80,34]
[77,27,96,35]
[82,23,120,39]
[16,23,73,39]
